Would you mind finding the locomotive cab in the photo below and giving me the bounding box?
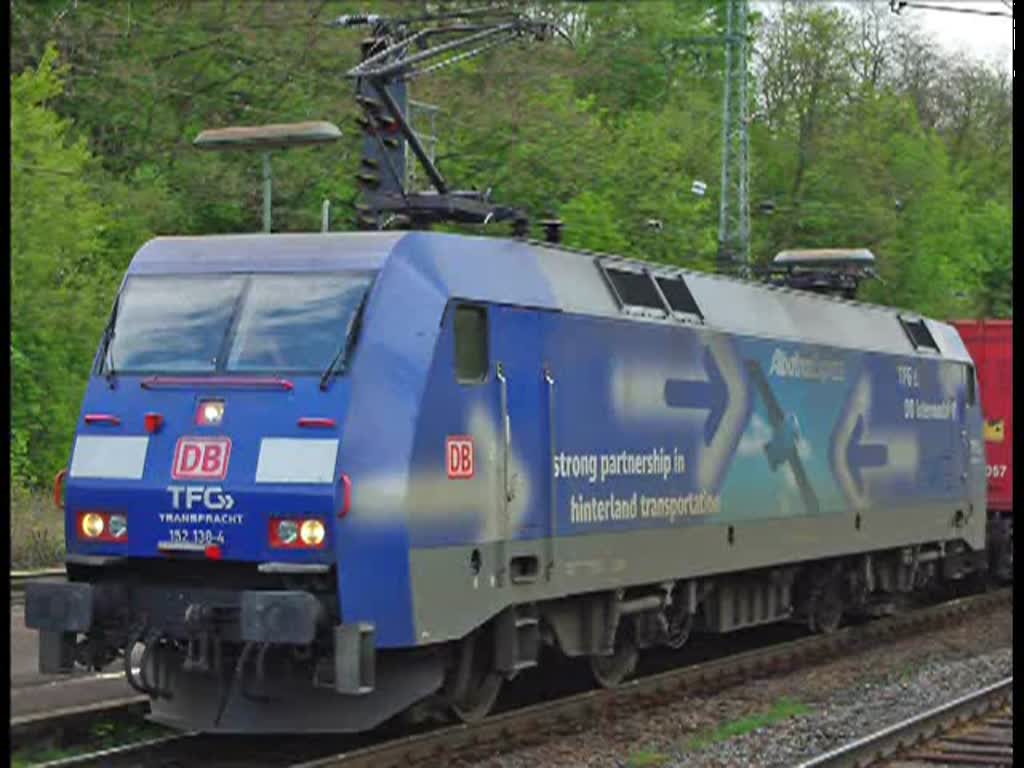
[24,233,433,732]
[66,252,372,568]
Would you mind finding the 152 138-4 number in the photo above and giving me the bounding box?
[168,529,225,545]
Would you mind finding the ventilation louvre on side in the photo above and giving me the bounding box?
[602,266,666,312]
[655,276,703,319]
[900,317,939,352]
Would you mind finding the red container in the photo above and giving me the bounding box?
[952,319,1013,512]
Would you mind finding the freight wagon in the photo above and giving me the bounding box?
[952,319,1012,580]
[26,232,988,733]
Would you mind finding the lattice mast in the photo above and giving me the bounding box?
[717,0,751,276]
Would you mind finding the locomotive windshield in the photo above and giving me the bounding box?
[103,272,373,375]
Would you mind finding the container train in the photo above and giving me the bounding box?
[26,231,996,733]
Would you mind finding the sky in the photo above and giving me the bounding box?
[887,1,1013,72]
[754,1,1014,74]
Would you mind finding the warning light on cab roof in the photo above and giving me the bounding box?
[197,400,225,426]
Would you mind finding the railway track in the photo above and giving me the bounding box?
[19,587,1010,768]
[11,698,150,755]
[11,569,65,606]
[797,677,1012,767]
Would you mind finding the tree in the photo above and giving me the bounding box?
[6,0,1013,489]
[11,44,115,484]
[560,191,629,253]
[967,200,1013,317]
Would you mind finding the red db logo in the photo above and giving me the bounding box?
[172,437,232,480]
[446,436,474,479]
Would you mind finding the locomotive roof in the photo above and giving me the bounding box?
[129,232,972,363]
[129,232,402,274]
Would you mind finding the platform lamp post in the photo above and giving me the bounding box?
[193,121,342,233]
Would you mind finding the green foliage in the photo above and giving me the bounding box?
[969,200,1013,318]
[10,485,65,569]
[11,715,171,766]
[626,749,670,768]
[11,44,114,487]
[7,1,1012,489]
[686,697,811,752]
[561,191,629,253]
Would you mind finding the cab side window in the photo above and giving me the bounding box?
[454,304,488,383]
[966,364,976,406]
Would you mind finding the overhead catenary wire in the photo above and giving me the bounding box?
[67,2,573,95]
[403,30,524,81]
[889,0,1012,18]
[34,2,572,174]
[337,8,569,230]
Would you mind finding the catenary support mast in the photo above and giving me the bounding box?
[717,0,751,277]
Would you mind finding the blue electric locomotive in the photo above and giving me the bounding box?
[25,230,987,733]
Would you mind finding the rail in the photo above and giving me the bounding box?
[796,676,1013,767]
[290,589,1012,768]
[12,698,151,755]
[11,569,65,605]
[17,588,1010,768]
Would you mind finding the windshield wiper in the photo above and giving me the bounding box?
[100,302,119,387]
[318,345,347,391]
[213,279,252,372]
[104,335,117,387]
[320,294,369,391]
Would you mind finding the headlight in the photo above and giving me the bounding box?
[276,520,299,545]
[300,519,325,546]
[270,517,326,548]
[108,514,128,539]
[81,512,105,539]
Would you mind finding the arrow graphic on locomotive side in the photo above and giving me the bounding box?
[846,414,888,493]
[829,367,915,509]
[663,345,729,446]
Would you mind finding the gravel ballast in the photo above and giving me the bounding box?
[687,647,1012,768]
[459,604,1012,768]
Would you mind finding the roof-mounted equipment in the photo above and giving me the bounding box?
[761,248,879,300]
[332,9,569,233]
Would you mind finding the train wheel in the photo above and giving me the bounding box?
[446,631,503,724]
[450,672,502,723]
[807,577,843,635]
[663,602,694,650]
[589,624,638,688]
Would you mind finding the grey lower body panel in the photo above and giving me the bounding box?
[408,504,987,643]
